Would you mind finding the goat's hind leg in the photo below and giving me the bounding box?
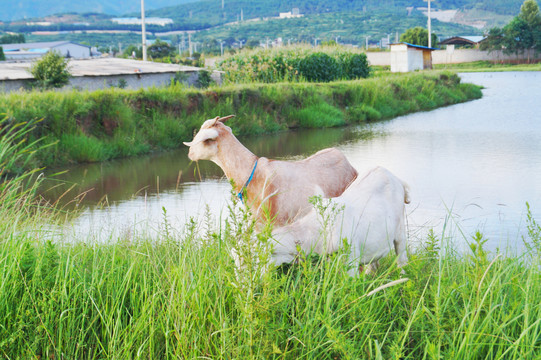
[394,235,408,274]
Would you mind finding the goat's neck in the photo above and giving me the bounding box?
[213,135,258,192]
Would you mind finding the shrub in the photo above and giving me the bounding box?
[29,51,71,89]
[298,52,342,82]
[218,46,372,84]
[342,53,370,79]
[197,70,214,88]
[147,38,175,59]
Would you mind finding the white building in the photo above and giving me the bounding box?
[279,8,303,18]
[2,41,92,60]
[390,42,437,72]
[111,17,173,26]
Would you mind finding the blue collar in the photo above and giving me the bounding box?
[237,159,258,204]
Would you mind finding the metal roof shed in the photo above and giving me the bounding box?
[2,41,91,60]
[390,42,438,73]
[439,36,487,47]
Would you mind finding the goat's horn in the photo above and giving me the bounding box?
[217,115,235,123]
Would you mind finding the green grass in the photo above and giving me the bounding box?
[1,124,540,359]
[1,188,540,359]
[434,61,541,72]
[0,72,482,169]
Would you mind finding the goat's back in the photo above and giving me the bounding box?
[255,147,358,224]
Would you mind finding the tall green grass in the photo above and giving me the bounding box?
[0,72,482,169]
[1,186,540,358]
[217,45,370,84]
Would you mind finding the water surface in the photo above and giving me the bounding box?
[44,72,541,250]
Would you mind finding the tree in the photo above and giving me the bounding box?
[519,0,541,25]
[503,16,534,55]
[122,45,142,59]
[483,0,541,56]
[147,38,175,59]
[480,27,505,51]
[0,46,5,61]
[518,0,541,52]
[29,51,71,89]
[400,27,438,47]
[0,33,25,44]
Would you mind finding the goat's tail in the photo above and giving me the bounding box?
[402,181,411,204]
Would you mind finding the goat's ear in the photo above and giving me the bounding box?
[183,128,219,147]
[217,114,235,123]
[209,116,220,127]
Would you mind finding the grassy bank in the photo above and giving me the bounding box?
[0,71,481,170]
[434,61,541,72]
[1,120,540,359]
[1,189,540,359]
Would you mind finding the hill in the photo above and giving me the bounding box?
[5,0,534,51]
[0,0,197,22]
[147,0,525,27]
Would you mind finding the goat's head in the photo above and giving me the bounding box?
[183,115,235,161]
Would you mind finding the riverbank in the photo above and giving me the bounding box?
[1,87,540,359]
[434,61,541,72]
[0,71,481,170]
[1,178,540,358]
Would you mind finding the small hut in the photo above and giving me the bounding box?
[390,42,438,73]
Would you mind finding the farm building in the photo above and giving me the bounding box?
[439,36,487,49]
[390,42,438,73]
[2,41,93,60]
[0,58,220,92]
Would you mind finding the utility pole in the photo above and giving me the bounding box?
[424,0,434,48]
[181,32,186,53]
[189,33,192,56]
[141,0,147,61]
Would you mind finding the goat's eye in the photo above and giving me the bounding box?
[204,138,215,144]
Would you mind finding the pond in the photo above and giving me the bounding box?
[43,72,541,251]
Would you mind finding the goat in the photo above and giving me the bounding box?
[183,115,358,226]
[270,166,410,276]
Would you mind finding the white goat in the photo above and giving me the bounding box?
[183,115,358,226]
[270,166,410,276]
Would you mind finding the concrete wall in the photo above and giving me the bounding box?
[0,69,223,93]
[0,80,29,92]
[364,51,390,66]
[66,71,201,91]
[432,48,541,64]
[370,48,541,67]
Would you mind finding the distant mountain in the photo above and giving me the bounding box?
[3,0,527,23]
[4,0,531,50]
[1,0,198,22]
[142,0,526,33]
